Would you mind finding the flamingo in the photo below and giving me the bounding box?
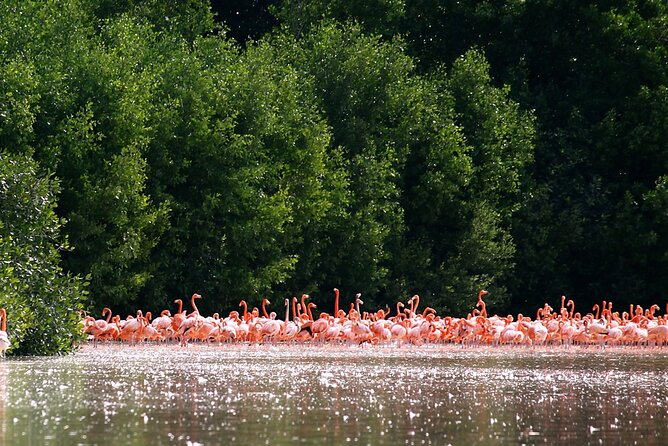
[390,317,408,342]
[333,288,340,319]
[194,318,218,342]
[407,295,420,317]
[152,310,174,339]
[119,311,145,343]
[188,293,202,316]
[587,316,609,338]
[239,299,249,321]
[324,319,343,342]
[406,319,424,346]
[0,308,9,356]
[218,320,238,342]
[477,290,488,318]
[371,318,392,343]
[141,313,165,341]
[311,312,330,340]
[648,324,668,345]
[607,325,623,345]
[83,308,117,343]
[528,320,548,345]
[178,306,205,345]
[351,318,373,344]
[260,300,282,342]
[261,298,271,319]
[282,298,299,341]
[171,299,186,332]
[500,315,525,344]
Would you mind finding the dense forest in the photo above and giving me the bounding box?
[0,0,666,353]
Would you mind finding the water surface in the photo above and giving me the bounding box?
[2,344,667,445]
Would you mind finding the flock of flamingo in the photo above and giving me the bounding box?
[81,289,668,348]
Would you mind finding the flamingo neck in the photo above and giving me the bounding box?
[411,295,420,316]
[592,304,600,320]
[334,288,340,317]
[262,300,270,319]
[300,294,309,317]
[396,302,404,318]
[190,294,200,315]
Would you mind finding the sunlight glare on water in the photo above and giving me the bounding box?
[1,344,668,445]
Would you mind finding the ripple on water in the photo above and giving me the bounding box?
[2,344,668,445]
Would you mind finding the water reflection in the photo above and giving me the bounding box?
[4,345,668,445]
[0,361,6,445]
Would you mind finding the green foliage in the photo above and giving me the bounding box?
[136,32,338,312]
[40,17,171,309]
[222,39,338,300]
[92,0,217,40]
[393,50,534,312]
[0,152,86,355]
[582,84,668,303]
[446,51,535,207]
[0,59,39,152]
[375,0,668,310]
[505,1,668,309]
[264,24,535,312]
[273,0,405,38]
[269,23,416,305]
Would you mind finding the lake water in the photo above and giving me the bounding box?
[1,344,667,445]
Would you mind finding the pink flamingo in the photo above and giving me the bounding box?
[282,298,299,341]
[0,308,9,356]
[260,300,282,342]
[188,293,202,316]
[152,310,174,339]
[333,288,340,319]
[171,299,186,332]
[477,290,488,318]
[119,311,145,343]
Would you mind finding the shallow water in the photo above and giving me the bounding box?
[1,344,668,445]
